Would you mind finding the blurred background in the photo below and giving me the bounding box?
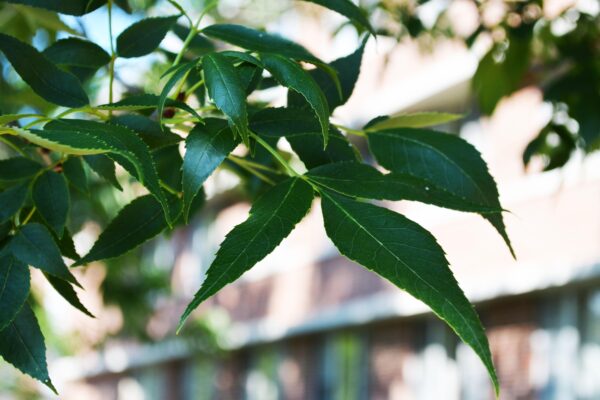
[1,0,599,399]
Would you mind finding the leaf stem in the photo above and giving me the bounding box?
[160,180,181,196]
[333,123,366,137]
[250,132,298,177]
[173,0,217,67]
[228,156,276,185]
[107,0,116,115]
[21,206,36,226]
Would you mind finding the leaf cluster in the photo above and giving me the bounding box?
[0,0,515,395]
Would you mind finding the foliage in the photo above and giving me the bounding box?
[0,0,527,394]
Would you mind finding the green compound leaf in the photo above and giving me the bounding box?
[307,161,501,213]
[0,158,42,182]
[179,177,314,330]
[183,119,238,222]
[83,155,122,191]
[45,274,94,318]
[368,128,514,257]
[32,170,69,237]
[0,303,56,393]
[76,194,181,266]
[302,0,374,34]
[117,15,180,58]
[250,107,357,168]
[42,119,172,225]
[0,33,88,107]
[10,223,80,286]
[261,54,330,146]
[0,254,30,330]
[203,53,249,145]
[320,191,498,394]
[288,38,366,113]
[4,0,105,15]
[365,112,462,131]
[0,184,28,224]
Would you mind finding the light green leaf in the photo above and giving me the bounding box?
[10,223,80,286]
[0,303,56,393]
[76,194,181,266]
[0,158,42,182]
[32,170,69,237]
[368,128,514,256]
[250,108,357,168]
[45,274,94,317]
[307,161,501,213]
[117,15,180,58]
[179,177,314,330]
[183,119,238,222]
[321,191,498,393]
[203,53,249,145]
[301,0,374,34]
[0,33,88,107]
[365,112,462,131]
[0,184,28,224]
[0,254,30,330]
[261,54,330,146]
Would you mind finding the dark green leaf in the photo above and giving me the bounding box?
[4,0,105,15]
[45,274,94,317]
[172,24,215,54]
[158,61,200,122]
[203,53,249,145]
[261,54,329,146]
[83,155,122,190]
[99,93,201,121]
[0,303,56,393]
[10,223,79,286]
[0,184,28,224]
[43,37,110,69]
[183,119,238,221]
[301,0,373,34]
[112,114,181,150]
[0,158,42,182]
[307,162,501,213]
[63,157,88,193]
[32,170,69,237]
[76,194,181,265]
[0,254,29,330]
[117,15,180,58]
[365,112,462,131]
[250,108,357,168]
[0,33,88,107]
[55,227,79,260]
[288,39,366,112]
[179,177,314,330]
[320,192,498,393]
[43,119,172,225]
[368,128,514,256]
[153,145,182,191]
[202,24,323,65]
